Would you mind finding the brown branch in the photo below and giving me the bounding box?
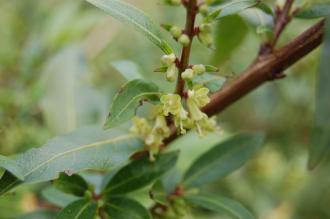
[259,0,295,55]
[176,0,198,96]
[202,20,325,116]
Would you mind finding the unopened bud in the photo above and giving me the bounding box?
[181,68,194,80]
[199,32,214,48]
[161,53,176,66]
[169,0,181,5]
[166,64,178,82]
[199,4,209,15]
[178,34,190,46]
[200,23,212,33]
[170,26,182,38]
[192,64,206,75]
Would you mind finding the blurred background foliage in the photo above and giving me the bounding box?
[0,0,329,218]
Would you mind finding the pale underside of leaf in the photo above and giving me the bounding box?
[212,0,258,18]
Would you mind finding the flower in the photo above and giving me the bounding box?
[160,94,183,116]
[161,53,176,66]
[170,26,182,38]
[181,68,194,80]
[153,115,171,138]
[166,63,178,82]
[187,86,210,108]
[192,64,206,75]
[195,116,217,136]
[130,117,151,138]
[178,34,190,46]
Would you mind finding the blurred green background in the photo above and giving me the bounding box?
[0,0,329,218]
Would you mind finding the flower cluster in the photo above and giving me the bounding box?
[131,0,220,160]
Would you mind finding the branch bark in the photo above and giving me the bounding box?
[202,20,325,116]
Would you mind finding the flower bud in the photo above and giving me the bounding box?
[192,64,206,75]
[166,63,178,82]
[199,4,209,15]
[199,32,214,48]
[178,34,190,46]
[130,117,152,138]
[200,23,212,33]
[160,93,182,116]
[170,26,182,38]
[181,68,194,80]
[161,53,176,66]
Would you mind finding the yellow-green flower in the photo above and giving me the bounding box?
[160,94,183,116]
[130,117,151,138]
[166,63,178,82]
[153,115,171,138]
[195,115,217,136]
[188,86,210,107]
[161,53,176,66]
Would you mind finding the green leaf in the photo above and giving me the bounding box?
[104,197,151,219]
[42,187,80,208]
[186,194,255,219]
[183,133,264,188]
[212,15,249,64]
[86,0,173,54]
[56,199,97,219]
[296,4,330,19]
[308,16,330,169]
[103,152,178,195]
[0,155,24,180]
[193,73,226,92]
[149,180,168,205]
[112,60,144,81]
[104,79,160,129]
[54,173,89,197]
[15,210,57,219]
[212,0,258,19]
[0,126,143,196]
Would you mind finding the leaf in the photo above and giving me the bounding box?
[186,194,255,219]
[15,210,57,219]
[0,126,143,196]
[183,133,264,188]
[296,4,330,19]
[212,0,258,19]
[103,152,178,195]
[53,173,89,197]
[193,73,226,92]
[308,16,330,169]
[0,155,24,180]
[112,60,143,81]
[56,199,97,219]
[104,197,151,219]
[212,15,249,64]
[86,0,173,54]
[42,187,80,208]
[104,79,160,129]
[149,180,168,205]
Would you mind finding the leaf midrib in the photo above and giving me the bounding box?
[23,134,136,178]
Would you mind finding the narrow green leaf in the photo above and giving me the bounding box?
[0,126,143,196]
[56,199,97,219]
[186,194,255,219]
[104,152,178,195]
[86,0,173,54]
[212,15,249,64]
[42,187,80,208]
[149,180,168,205]
[54,173,89,197]
[296,4,330,19]
[308,16,330,169]
[212,0,258,19]
[104,79,160,129]
[183,133,264,188]
[104,197,151,219]
[0,155,24,180]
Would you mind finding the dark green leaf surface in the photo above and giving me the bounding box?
[296,4,330,19]
[0,126,143,196]
[86,0,173,54]
[212,0,258,18]
[183,133,264,188]
[104,79,160,129]
[104,197,151,219]
[104,152,178,195]
[186,194,255,219]
[54,173,89,197]
[56,199,97,219]
[308,16,330,169]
